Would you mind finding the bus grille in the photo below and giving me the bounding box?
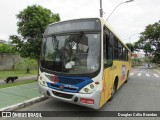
[52,91,73,99]
[48,83,78,92]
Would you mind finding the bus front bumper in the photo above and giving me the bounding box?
[38,82,101,109]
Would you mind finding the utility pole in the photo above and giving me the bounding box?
[100,0,103,17]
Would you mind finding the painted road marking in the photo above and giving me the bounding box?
[146,74,150,77]
[129,72,159,78]
[153,74,159,78]
[138,73,141,76]
[130,73,134,76]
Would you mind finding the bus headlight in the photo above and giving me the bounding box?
[90,84,94,89]
[79,82,99,94]
[84,88,89,93]
[39,76,47,87]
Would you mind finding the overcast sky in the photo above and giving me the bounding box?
[0,0,160,43]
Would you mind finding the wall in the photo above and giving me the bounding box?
[0,53,21,70]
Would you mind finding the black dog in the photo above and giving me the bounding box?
[4,76,18,83]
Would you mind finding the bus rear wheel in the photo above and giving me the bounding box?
[125,71,129,83]
[108,83,116,101]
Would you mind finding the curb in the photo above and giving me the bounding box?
[0,96,48,111]
[153,69,160,74]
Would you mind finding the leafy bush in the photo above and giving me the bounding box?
[15,58,38,72]
[0,43,15,53]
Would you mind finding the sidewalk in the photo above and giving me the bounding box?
[151,64,160,74]
[153,68,160,74]
[0,81,47,111]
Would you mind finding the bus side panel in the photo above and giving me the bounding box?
[113,61,130,89]
[100,60,130,108]
[100,68,112,107]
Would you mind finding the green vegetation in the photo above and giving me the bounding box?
[10,5,60,59]
[0,70,37,81]
[15,58,38,73]
[0,43,15,53]
[0,80,37,89]
[126,43,134,52]
[134,20,160,63]
[126,20,160,64]
[132,58,142,66]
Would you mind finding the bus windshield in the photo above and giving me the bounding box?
[40,32,100,75]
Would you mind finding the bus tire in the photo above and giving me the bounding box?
[109,78,118,101]
[125,71,129,83]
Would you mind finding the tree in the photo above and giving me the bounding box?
[126,43,134,52]
[10,5,60,59]
[134,20,160,63]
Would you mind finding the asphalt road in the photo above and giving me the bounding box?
[1,67,160,120]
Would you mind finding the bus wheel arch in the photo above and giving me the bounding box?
[109,76,118,101]
[125,70,129,83]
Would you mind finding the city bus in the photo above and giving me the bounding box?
[38,18,131,109]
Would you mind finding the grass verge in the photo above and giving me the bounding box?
[0,80,37,89]
[0,70,38,81]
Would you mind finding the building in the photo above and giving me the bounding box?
[131,53,138,58]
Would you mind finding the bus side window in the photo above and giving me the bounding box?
[118,42,123,60]
[103,27,113,68]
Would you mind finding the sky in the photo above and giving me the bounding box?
[0,0,160,43]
